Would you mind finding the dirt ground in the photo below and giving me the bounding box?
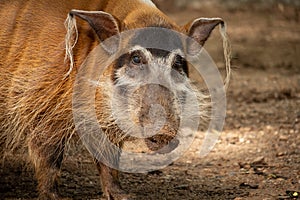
[1,2,300,200]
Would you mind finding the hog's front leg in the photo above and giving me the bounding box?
[95,161,132,200]
[28,133,66,200]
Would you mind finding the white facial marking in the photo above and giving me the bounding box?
[130,45,153,61]
[139,0,156,7]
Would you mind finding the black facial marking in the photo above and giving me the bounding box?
[131,28,184,53]
[172,54,189,76]
[116,53,130,69]
[112,53,130,82]
[148,48,170,58]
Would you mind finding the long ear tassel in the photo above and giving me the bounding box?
[64,13,79,78]
[219,22,231,90]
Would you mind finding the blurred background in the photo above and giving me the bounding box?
[154,0,300,10]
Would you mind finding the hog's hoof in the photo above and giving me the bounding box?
[39,192,72,200]
[106,193,133,200]
[103,188,133,200]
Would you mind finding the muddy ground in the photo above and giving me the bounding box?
[1,3,300,200]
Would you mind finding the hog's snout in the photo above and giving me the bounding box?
[132,84,180,152]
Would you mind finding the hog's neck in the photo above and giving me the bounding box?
[101,0,175,29]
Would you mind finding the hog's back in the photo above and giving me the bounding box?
[0,0,102,148]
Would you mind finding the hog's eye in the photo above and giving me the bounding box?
[131,54,142,65]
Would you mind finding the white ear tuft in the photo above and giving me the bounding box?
[219,22,231,90]
[64,13,78,78]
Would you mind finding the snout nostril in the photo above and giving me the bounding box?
[149,137,157,143]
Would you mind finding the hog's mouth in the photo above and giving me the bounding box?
[145,135,179,154]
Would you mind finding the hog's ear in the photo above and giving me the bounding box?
[184,18,224,55]
[70,10,120,54]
